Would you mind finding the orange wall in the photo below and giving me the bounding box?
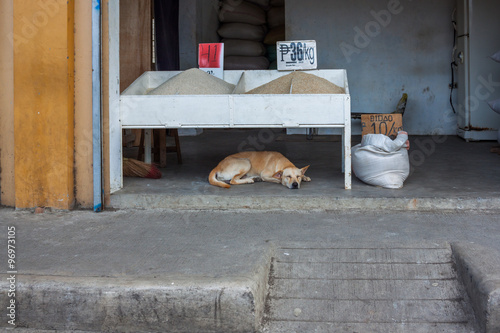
[74,1,94,208]
[13,0,76,209]
[0,0,15,206]
[1,1,98,209]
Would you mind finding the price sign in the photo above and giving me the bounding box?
[361,114,403,138]
[198,43,224,79]
[277,40,317,71]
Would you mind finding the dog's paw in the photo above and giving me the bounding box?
[303,176,311,182]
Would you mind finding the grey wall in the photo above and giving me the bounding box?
[286,0,458,135]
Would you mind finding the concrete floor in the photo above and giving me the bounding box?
[113,129,500,211]
[1,209,500,332]
[3,130,500,332]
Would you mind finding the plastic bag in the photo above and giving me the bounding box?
[352,132,410,189]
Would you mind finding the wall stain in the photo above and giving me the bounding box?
[423,87,435,106]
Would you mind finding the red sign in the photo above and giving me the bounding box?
[198,43,223,68]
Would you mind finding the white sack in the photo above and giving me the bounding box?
[488,98,500,114]
[352,132,410,189]
[491,50,500,63]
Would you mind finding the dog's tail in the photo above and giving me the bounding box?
[209,167,231,189]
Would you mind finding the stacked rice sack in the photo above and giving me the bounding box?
[218,0,270,70]
[264,0,285,69]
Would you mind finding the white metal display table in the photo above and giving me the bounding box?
[118,69,351,189]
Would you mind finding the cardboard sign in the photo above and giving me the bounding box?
[198,43,224,79]
[361,114,403,138]
[277,40,317,71]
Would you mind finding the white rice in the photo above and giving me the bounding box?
[148,68,235,95]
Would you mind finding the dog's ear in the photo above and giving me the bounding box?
[273,171,283,179]
[300,165,310,175]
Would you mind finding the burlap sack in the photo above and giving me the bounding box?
[219,0,266,25]
[218,23,267,41]
[267,6,285,29]
[246,0,270,9]
[223,39,266,56]
[263,25,285,45]
[224,56,270,70]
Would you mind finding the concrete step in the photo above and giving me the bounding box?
[263,242,500,333]
[109,190,500,212]
[6,275,267,332]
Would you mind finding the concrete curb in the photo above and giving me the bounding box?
[452,242,500,333]
[0,247,274,333]
[110,193,500,212]
[1,276,254,332]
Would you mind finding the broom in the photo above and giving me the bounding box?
[123,158,162,179]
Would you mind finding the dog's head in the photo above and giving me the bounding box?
[273,165,309,189]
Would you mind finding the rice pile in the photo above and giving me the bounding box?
[246,71,345,94]
[148,68,235,95]
[291,72,345,94]
[246,73,293,94]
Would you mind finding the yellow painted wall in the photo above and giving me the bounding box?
[74,2,94,208]
[13,0,75,209]
[0,0,15,207]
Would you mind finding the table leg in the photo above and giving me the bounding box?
[144,129,152,164]
[343,127,352,190]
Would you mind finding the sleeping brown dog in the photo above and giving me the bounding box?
[209,151,310,189]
